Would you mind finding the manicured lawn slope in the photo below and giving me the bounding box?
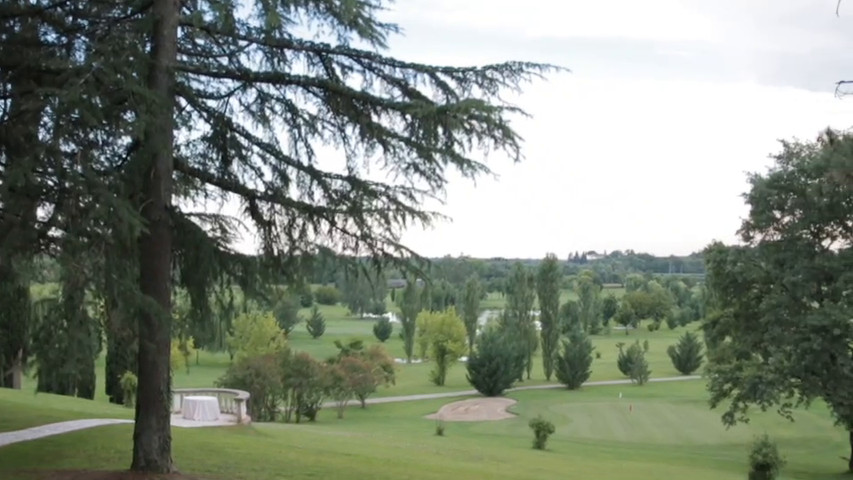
[0,381,848,480]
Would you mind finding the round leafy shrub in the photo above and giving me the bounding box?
[368,299,387,315]
[373,317,393,342]
[528,415,556,450]
[748,434,785,480]
[216,352,284,422]
[119,371,137,408]
[315,286,341,305]
[300,290,314,308]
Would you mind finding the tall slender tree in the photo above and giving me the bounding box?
[575,270,602,334]
[536,254,561,380]
[397,278,423,363]
[461,275,482,355]
[504,262,538,380]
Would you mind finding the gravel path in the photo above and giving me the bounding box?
[0,375,701,448]
[0,414,239,448]
[0,419,133,448]
[334,374,701,407]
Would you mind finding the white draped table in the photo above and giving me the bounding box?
[181,395,221,421]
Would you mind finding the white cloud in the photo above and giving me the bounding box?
[395,0,851,46]
[224,0,853,259]
[399,75,853,258]
[388,0,719,43]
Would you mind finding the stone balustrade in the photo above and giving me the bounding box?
[172,388,251,424]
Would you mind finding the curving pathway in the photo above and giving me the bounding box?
[0,419,133,448]
[0,375,701,448]
[345,375,701,406]
[0,414,238,449]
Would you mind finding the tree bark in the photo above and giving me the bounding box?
[130,0,179,473]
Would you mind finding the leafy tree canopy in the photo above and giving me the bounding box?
[702,130,853,471]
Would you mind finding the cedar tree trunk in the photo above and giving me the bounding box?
[130,0,179,473]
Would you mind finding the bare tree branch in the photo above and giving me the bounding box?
[835,80,853,98]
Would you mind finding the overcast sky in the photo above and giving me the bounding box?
[385,0,853,258]
[226,0,853,258]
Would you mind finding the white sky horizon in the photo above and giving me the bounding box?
[223,0,853,259]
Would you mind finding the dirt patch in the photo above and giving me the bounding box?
[425,397,517,422]
[12,470,208,480]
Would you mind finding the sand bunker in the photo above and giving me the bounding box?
[425,397,517,422]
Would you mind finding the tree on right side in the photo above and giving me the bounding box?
[667,331,703,375]
[702,129,853,472]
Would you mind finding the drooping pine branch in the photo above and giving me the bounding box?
[169,2,561,273]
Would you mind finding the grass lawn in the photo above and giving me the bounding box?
[0,380,848,480]
[0,389,132,433]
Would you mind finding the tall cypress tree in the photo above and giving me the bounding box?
[536,254,561,381]
[504,262,538,380]
[462,275,482,355]
[397,278,423,363]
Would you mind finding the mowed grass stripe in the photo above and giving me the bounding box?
[1,380,850,480]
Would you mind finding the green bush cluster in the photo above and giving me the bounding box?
[314,286,341,305]
[616,341,650,385]
[219,315,395,422]
[748,434,785,480]
[528,415,555,450]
